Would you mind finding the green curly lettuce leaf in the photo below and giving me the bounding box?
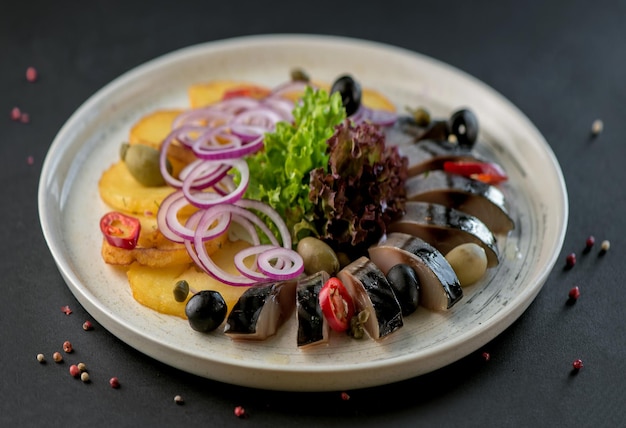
[244,87,346,242]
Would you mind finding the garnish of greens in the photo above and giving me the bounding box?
[243,86,346,241]
[243,86,408,255]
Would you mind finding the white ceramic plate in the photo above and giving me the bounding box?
[38,34,567,392]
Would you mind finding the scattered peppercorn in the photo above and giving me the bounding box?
[600,240,610,253]
[37,353,45,363]
[26,66,38,82]
[109,377,120,389]
[27,155,34,165]
[565,253,576,268]
[20,113,30,123]
[174,395,184,405]
[53,352,63,363]
[10,107,21,121]
[591,119,603,136]
[80,372,90,383]
[234,406,246,418]
[341,392,350,401]
[482,351,491,361]
[83,320,93,331]
[572,359,584,371]
[585,236,595,249]
[61,305,72,315]
[63,341,73,353]
[69,364,80,378]
[77,362,87,372]
[568,286,580,301]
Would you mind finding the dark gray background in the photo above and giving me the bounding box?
[2,1,625,426]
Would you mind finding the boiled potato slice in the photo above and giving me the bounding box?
[188,80,270,108]
[128,110,196,176]
[99,161,174,215]
[362,87,396,112]
[128,109,183,150]
[101,214,227,268]
[127,239,252,318]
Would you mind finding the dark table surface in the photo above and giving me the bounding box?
[3,1,626,426]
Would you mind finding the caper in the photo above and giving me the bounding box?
[296,237,340,276]
[121,143,171,187]
[445,243,487,286]
[330,74,362,116]
[448,108,478,149]
[407,106,431,127]
[173,280,190,302]
[290,67,310,82]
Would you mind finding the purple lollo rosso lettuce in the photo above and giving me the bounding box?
[309,119,408,254]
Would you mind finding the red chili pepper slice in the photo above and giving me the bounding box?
[319,277,355,332]
[222,85,271,100]
[443,160,508,185]
[99,211,141,250]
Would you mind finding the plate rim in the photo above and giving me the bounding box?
[38,33,568,391]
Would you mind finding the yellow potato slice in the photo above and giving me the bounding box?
[362,87,396,112]
[98,161,174,215]
[127,239,252,318]
[128,109,183,150]
[188,80,270,108]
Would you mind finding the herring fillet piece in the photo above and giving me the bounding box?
[338,256,403,340]
[396,140,484,177]
[388,201,499,267]
[224,280,297,340]
[369,232,462,310]
[405,169,514,234]
[296,271,330,348]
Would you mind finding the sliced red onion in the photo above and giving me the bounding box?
[182,159,249,208]
[351,105,398,127]
[233,244,277,281]
[256,247,304,280]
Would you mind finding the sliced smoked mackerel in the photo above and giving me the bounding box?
[369,232,462,310]
[388,201,499,267]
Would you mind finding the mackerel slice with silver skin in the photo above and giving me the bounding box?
[296,271,330,349]
[397,140,484,177]
[224,280,297,340]
[337,256,403,340]
[388,201,499,268]
[368,232,462,310]
[405,170,514,234]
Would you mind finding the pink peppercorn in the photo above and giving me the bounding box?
[585,236,595,249]
[568,286,580,300]
[63,341,73,353]
[10,107,21,121]
[83,320,93,331]
[340,392,350,401]
[69,364,80,378]
[234,406,246,418]
[572,359,584,371]
[109,377,120,389]
[565,253,576,268]
[482,351,491,361]
[20,113,30,123]
[26,66,38,82]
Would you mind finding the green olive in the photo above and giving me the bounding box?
[121,143,171,187]
[296,237,340,276]
[445,243,488,287]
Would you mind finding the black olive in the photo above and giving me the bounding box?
[185,290,227,332]
[449,108,478,149]
[386,264,420,316]
[330,75,362,116]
